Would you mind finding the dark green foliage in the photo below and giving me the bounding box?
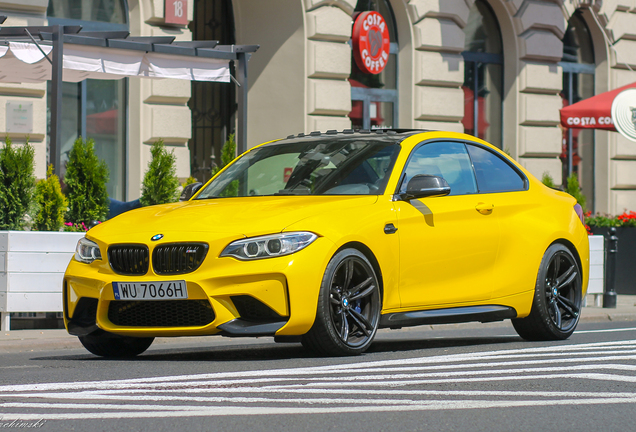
[34,165,68,231]
[64,137,109,225]
[182,176,198,187]
[585,213,621,227]
[0,137,35,230]
[140,139,180,206]
[541,172,556,189]
[565,173,586,212]
[211,134,238,197]
[211,133,237,176]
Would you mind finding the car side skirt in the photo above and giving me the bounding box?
[379,305,517,329]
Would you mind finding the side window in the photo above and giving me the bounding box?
[401,142,477,196]
[466,144,526,193]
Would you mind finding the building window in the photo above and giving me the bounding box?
[560,11,595,206]
[46,0,129,200]
[188,0,235,182]
[462,0,503,149]
[349,0,398,130]
[48,0,128,29]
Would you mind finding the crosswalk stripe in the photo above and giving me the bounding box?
[1,338,635,419]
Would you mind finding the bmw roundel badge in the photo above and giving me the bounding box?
[151,234,164,241]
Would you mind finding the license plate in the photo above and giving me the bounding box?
[113,281,188,300]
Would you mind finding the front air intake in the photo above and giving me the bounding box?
[152,243,208,275]
[231,295,283,321]
[108,300,215,327]
[108,245,150,275]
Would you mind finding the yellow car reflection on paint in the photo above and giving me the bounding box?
[63,130,589,357]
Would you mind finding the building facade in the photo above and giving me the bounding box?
[1,0,635,214]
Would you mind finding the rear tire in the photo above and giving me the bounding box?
[302,248,381,356]
[79,330,154,358]
[512,243,582,341]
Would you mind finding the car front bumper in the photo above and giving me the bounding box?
[63,237,335,338]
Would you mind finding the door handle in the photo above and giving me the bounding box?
[475,202,494,215]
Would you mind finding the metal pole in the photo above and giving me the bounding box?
[50,25,63,177]
[235,52,248,155]
[363,98,371,130]
[80,80,87,139]
[567,72,573,180]
[603,226,618,308]
[473,62,478,138]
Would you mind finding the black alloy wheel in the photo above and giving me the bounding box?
[512,243,582,341]
[302,248,381,356]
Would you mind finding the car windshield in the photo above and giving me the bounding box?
[196,137,401,199]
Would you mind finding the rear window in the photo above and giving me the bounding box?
[466,145,526,193]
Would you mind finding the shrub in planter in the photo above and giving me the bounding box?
[64,137,109,225]
[541,172,557,189]
[34,164,68,231]
[565,173,586,212]
[587,210,636,295]
[211,133,237,177]
[182,176,198,187]
[140,139,180,206]
[211,134,238,197]
[0,137,35,230]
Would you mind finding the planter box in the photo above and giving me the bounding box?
[590,227,636,295]
[0,231,85,331]
[587,235,604,306]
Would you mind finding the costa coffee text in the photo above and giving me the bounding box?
[565,116,614,126]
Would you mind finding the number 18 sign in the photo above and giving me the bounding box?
[165,0,188,25]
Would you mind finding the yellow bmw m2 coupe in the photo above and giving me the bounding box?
[63,130,589,357]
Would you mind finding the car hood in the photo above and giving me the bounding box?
[88,195,378,243]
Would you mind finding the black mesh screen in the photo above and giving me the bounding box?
[108,300,215,327]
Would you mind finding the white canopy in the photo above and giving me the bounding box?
[0,41,231,83]
[0,21,258,166]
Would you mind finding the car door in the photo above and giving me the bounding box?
[393,141,500,308]
[464,143,533,300]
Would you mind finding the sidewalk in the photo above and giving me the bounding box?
[1,295,635,353]
[579,294,636,322]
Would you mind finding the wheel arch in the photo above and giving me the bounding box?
[550,238,585,284]
[334,241,385,299]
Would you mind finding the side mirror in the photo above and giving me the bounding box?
[399,175,450,201]
[180,182,203,201]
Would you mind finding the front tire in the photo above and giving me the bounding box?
[79,330,154,358]
[302,248,381,356]
[512,243,582,341]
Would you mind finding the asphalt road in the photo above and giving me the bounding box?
[1,320,636,432]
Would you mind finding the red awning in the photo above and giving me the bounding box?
[560,82,636,130]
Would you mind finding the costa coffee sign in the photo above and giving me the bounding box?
[352,11,390,75]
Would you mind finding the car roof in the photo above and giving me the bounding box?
[282,129,428,140]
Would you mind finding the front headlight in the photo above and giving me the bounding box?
[74,237,102,264]
[220,232,318,260]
